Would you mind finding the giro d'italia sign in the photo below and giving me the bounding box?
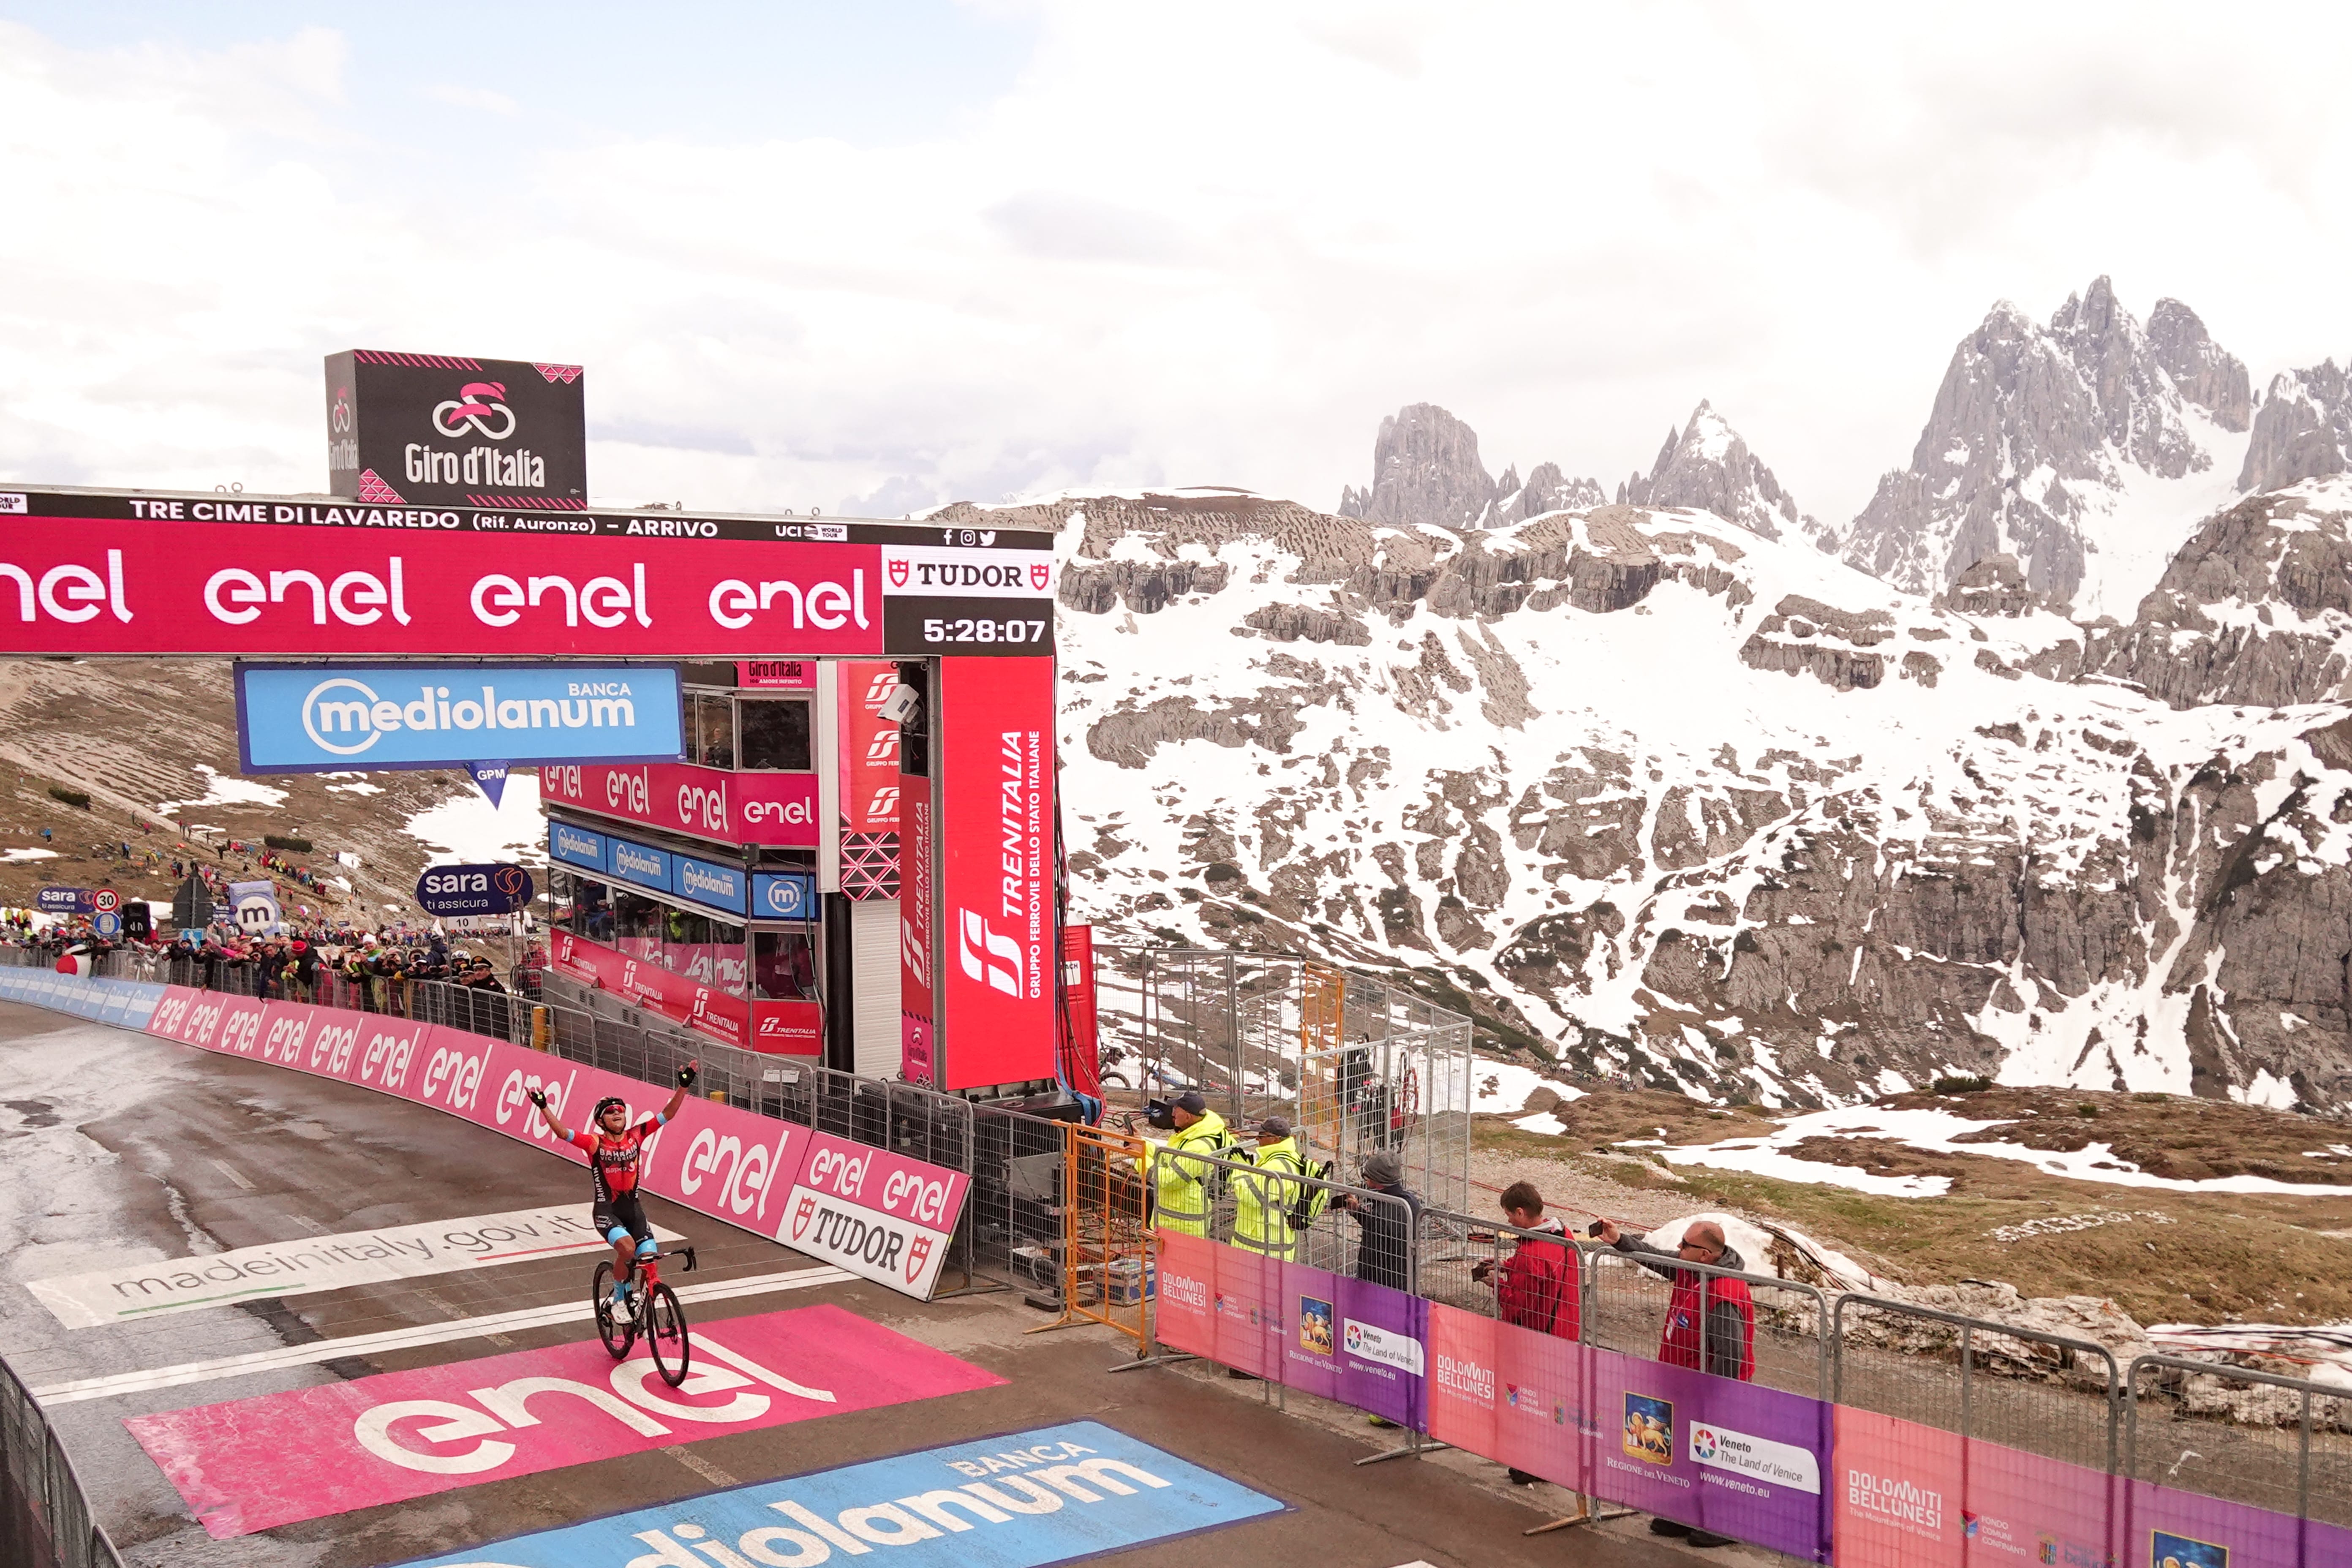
[233,661,684,773]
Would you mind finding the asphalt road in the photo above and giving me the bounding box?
[0,1000,1727,1568]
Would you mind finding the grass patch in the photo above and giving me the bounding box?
[1472,1089,2352,1326]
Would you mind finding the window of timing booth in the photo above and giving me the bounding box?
[753,928,818,1001]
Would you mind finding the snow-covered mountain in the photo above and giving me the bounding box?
[1336,402,1604,530]
[1838,277,2252,621]
[1615,400,1820,544]
[2242,359,2352,493]
[955,477,2352,1113]
[943,276,2352,1114]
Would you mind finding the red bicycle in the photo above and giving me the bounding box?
[593,1242,698,1387]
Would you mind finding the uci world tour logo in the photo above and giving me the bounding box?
[433,381,517,440]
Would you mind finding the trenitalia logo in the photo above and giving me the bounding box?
[957,909,1019,997]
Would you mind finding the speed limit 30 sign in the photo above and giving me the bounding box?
[92,889,120,913]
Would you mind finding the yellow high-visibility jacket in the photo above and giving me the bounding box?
[1151,1111,1230,1236]
[1232,1136,1322,1258]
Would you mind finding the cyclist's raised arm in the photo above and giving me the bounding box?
[662,1060,699,1121]
[527,1086,569,1142]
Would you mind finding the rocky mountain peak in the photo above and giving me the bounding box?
[1337,402,1603,529]
[1839,277,2251,619]
[2147,297,2252,432]
[2240,360,2352,495]
[1614,399,1817,543]
[1337,402,1496,528]
[1492,461,1606,525]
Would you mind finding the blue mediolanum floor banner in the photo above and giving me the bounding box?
[0,968,163,1030]
[397,1420,1285,1568]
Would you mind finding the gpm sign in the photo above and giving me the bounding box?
[235,661,684,773]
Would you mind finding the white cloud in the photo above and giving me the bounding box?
[422,83,521,118]
[4,3,2352,524]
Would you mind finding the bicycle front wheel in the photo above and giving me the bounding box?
[593,1262,634,1360]
[646,1282,691,1387]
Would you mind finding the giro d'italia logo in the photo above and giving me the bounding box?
[432,381,517,440]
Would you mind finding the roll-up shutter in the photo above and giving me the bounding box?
[851,896,902,1080]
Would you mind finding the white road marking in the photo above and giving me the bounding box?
[31,1264,850,1405]
[208,1157,254,1191]
[665,1445,740,1488]
[27,1203,678,1329]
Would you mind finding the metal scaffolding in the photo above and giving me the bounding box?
[1096,947,1474,1218]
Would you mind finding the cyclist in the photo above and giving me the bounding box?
[528,1062,699,1309]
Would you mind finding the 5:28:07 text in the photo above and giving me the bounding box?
[920,618,1049,645]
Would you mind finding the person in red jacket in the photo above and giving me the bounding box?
[1595,1215,1756,1548]
[1470,1181,1580,1485]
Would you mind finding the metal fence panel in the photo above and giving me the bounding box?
[1833,1294,2121,1479]
[0,1351,124,1568]
[1096,946,1473,1219]
[2126,1354,2349,1527]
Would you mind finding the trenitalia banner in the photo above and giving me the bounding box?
[934,655,1055,1091]
[140,985,964,1299]
[234,660,684,772]
[542,760,818,848]
[0,487,1054,657]
[547,928,821,1055]
[899,771,937,1086]
[549,929,753,1052]
[836,659,904,900]
[1155,1230,2352,1568]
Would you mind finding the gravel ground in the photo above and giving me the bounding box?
[1465,1140,1717,1234]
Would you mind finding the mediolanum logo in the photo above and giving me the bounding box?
[300,675,643,756]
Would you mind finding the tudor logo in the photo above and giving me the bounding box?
[1030,562,1050,591]
[887,558,909,588]
[432,381,517,440]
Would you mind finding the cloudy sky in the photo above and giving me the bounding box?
[3,1,2349,524]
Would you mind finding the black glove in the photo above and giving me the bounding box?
[526,1087,547,1108]
[677,1062,699,1089]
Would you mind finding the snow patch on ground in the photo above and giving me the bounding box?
[156,766,286,814]
[0,849,58,864]
[1473,1057,1585,1115]
[1660,1105,2352,1196]
[402,776,548,867]
[1656,1138,1954,1198]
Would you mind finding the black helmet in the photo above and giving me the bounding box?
[592,1095,628,1122]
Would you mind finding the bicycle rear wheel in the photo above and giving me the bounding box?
[593,1262,634,1359]
[646,1282,691,1387]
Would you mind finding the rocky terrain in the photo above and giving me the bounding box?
[1023,477,2352,1113]
[0,659,505,922]
[982,278,2352,1115]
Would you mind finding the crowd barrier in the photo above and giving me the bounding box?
[1146,1149,2352,1568]
[0,952,1062,1301]
[8,954,2345,1562]
[1,1349,124,1568]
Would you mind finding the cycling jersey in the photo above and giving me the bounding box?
[572,1115,664,1203]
